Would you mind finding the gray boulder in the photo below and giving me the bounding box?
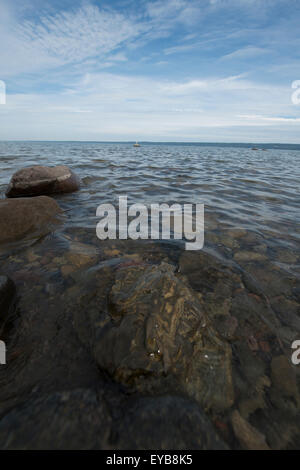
[6,165,80,198]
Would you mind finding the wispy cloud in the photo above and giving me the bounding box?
[159,75,263,95]
[164,42,200,56]
[0,0,300,141]
[18,4,142,62]
[0,3,144,76]
[1,71,296,141]
[239,114,300,123]
[221,46,270,61]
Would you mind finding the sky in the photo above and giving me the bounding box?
[0,0,300,142]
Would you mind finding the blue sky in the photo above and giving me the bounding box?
[1,0,300,142]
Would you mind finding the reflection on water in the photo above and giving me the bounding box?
[0,141,300,450]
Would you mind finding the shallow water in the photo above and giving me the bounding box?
[1,142,300,236]
[0,141,300,449]
[1,142,299,279]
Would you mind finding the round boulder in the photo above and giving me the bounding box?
[6,165,80,198]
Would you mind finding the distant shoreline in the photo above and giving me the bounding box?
[1,140,300,151]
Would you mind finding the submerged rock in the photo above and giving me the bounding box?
[0,196,62,246]
[0,276,16,331]
[117,395,228,450]
[234,251,267,262]
[271,355,299,404]
[74,261,234,412]
[6,165,80,198]
[0,388,228,450]
[0,235,298,450]
[0,389,112,450]
[231,410,270,450]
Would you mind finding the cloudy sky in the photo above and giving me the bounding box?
[1,0,300,142]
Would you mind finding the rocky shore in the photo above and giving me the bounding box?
[0,165,299,450]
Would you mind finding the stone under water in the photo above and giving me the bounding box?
[0,196,62,248]
[73,261,234,412]
[0,235,299,450]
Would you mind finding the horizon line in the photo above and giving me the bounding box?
[1,140,300,146]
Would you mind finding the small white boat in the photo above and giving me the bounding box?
[133,141,141,147]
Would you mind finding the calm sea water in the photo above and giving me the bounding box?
[1,141,300,449]
[0,141,300,242]
[1,140,300,288]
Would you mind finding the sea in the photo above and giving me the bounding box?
[0,141,300,449]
